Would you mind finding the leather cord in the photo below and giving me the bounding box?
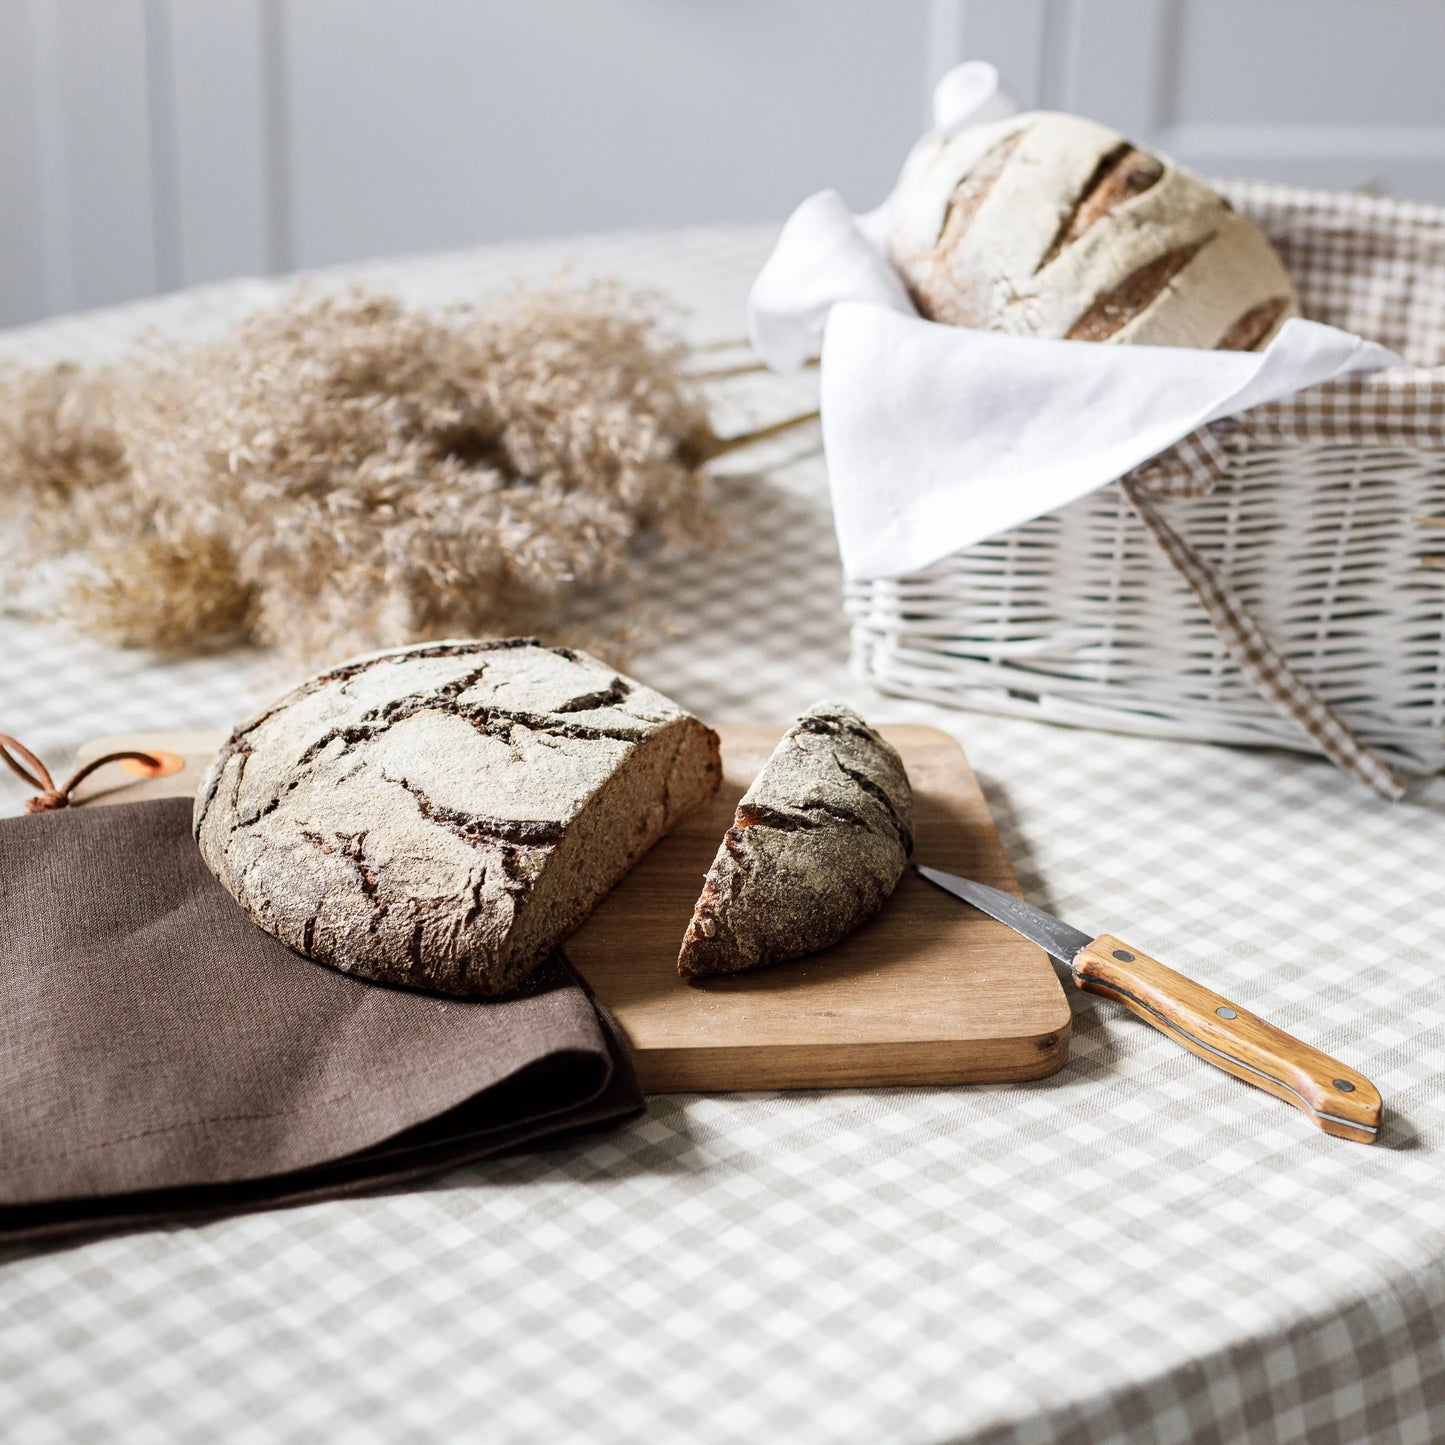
[0,735,162,814]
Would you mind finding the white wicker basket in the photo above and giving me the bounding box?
[846,180,1445,779]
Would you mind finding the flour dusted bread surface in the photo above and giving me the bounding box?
[195,639,721,996]
[888,110,1299,351]
[677,702,913,978]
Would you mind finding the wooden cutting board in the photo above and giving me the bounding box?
[74,725,1071,1093]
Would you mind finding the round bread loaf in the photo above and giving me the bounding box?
[194,639,721,996]
[888,110,1299,350]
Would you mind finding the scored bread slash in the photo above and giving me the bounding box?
[193,639,721,997]
[677,701,914,978]
[887,110,1298,351]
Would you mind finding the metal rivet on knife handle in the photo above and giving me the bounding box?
[1071,934,1383,1144]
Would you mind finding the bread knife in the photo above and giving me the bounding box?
[915,864,1382,1143]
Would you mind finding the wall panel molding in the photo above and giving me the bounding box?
[25,0,80,317]
[0,0,48,325]
[954,0,1047,109]
[1059,0,1172,136]
[1162,122,1445,163]
[143,0,182,293]
[3,0,1445,329]
[45,0,159,311]
[168,0,272,285]
[258,0,292,275]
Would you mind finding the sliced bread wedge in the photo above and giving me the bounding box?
[678,702,912,978]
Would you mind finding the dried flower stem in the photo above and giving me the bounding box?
[689,357,819,382]
[690,361,773,381]
[696,409,821,462]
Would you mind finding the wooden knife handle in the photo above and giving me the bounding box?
[1073,935,1382,1144]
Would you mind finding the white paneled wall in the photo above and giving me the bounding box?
[277,0,930,271]
[3,0,1444,327]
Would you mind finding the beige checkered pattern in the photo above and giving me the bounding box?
[1122,477,1405,801]
[1224,178,1445,447]
[1110,180,1445,800]
[5,219,1445,1445]
[1130,424,1235,499]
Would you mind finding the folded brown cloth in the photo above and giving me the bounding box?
[0,797,643,1244]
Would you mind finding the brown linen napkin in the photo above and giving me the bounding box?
[0,797,643,1244]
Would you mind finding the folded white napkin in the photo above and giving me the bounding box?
[747,62,1400,581]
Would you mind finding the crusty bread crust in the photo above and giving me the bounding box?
[889,110,1299,351]
[195,639,720,996]
[677,702,913,979]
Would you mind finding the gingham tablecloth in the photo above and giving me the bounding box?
[3,230,1445,1445]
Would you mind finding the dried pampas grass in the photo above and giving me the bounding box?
[0,285,805,662]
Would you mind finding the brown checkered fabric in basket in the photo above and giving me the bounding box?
[1233,180,1445,446]
[848,179,1445,800]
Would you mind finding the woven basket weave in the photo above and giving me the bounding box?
[846,180,1445,778]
